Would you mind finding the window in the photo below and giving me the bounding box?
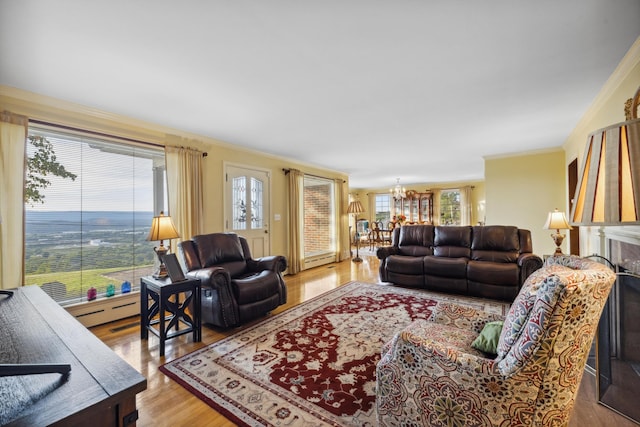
[440,189,461,225]
[24,126,166,305]
[231,176,264,230]
[375,194,392,223]
[303,175,335,261]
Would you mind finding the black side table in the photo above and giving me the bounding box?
[140,276,201,357]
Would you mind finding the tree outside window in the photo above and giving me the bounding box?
[375,194,391,223]
[440,190,461,225]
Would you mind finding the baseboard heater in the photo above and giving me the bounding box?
[65,292,140,328]
[304,253,337,270]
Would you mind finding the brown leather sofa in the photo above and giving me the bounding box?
[377,225,543,301]
[178,232,287,328]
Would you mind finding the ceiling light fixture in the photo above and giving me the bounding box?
[390,178,406,201]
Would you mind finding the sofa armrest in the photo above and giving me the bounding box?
[430,302,505,334]
[376,246,399,260]
[517,253,543,286]
[248,255,287,273]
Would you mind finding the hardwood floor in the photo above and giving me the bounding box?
[91,251,637,427]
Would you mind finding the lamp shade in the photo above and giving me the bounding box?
[570,118,640,225]
[146,211,180,241]
[544,209,572,230]
[347,200,364,214]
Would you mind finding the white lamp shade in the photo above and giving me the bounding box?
[544,209,572,230]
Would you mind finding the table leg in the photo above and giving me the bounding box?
[140,280,148,340]
[194,285,201,342]
[159,290,166,357]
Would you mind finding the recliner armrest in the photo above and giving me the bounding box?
[186,266,232,290]
[248,255,287,273]
[517,253,543,285]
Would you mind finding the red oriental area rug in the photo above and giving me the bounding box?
[160,281,508,426]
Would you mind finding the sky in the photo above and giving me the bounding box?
[26,133,159,212]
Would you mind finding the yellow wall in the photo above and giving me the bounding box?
[485,149,566,256]
[0,86,350,261]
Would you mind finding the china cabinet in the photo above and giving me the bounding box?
[395,190,433,224]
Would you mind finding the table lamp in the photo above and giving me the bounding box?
[544,208,572,255]
[347,200,365,263]
[146,211,180,278]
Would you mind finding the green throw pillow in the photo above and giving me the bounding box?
[471,320,504,355]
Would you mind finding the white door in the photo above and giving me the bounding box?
[225,164,271,257]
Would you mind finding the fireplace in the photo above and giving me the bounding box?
[596,231,640,424]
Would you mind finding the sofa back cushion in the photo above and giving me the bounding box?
[398,225,434,256]
[518,229,533,253]
[471,226,520,263]
[433,226,471,258]
[193,233,246,268]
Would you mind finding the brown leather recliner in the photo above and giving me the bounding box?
[178,232,287,328]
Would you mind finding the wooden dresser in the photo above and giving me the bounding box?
[0,286,147,426]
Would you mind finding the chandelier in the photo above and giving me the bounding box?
[390,178,406,201]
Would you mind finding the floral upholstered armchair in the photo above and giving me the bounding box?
[376,255,616,426]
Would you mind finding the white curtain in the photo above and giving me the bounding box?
[461,185,473,226]
[334,178,349,262]
[287,169,304,274]
[432,189,441,225]
[0,112,28,289]
[165,145,205,246]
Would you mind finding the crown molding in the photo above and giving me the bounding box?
[566,36,640,143]
[0,85,348,180]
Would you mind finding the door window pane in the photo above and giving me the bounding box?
[232,176,247,230]
[251,177,263,229]
[232,175,265,231]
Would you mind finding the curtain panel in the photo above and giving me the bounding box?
[461,185,473,226]
[334,178,349,262]
[287,169,304,274]
[0,111,28,289]
[165,145,205,246]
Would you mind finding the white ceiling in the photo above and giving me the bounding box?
[1,1,639,189]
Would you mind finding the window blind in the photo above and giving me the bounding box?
[25,126,166,305]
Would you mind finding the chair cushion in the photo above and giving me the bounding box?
[397,320,487,357]
[193,233,245,267]
[496,264,571,359]
[471,320,504,355]
[424,256,467,278]
[232,270,280,304]
[386,255,424,275]
[467,261,519,286]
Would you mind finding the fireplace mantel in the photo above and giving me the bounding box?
[589,225,640,424]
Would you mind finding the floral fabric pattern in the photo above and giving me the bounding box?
[376,255,616,427]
